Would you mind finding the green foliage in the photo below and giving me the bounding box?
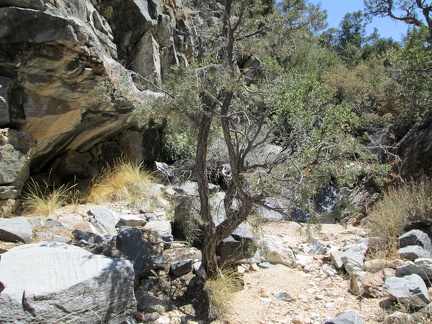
[384,28,432,135]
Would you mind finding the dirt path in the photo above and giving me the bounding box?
[220,222,386,324]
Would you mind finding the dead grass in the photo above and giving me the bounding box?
[205,268,243,320]
[367,177,432,258]
[23,179,73,216]
[86,160,160,206]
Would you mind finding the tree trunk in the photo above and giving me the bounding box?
[195,96,219,276]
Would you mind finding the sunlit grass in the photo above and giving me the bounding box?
[86,160,159,206]
[23,179,73,216]
[205,268,242,319]
[367,177,432,258]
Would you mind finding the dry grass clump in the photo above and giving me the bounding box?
[205,268,243,319]
[23,179,73,216]
[87,160,158,206]
[367,177,432,257]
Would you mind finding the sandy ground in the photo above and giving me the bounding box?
[220,221,387,324]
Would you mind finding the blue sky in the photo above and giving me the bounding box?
[309,0,410,42]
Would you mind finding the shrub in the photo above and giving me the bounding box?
[204,268,242,319]
[367,178,432,257]
[86,160,159,206]
[23,179,72,216]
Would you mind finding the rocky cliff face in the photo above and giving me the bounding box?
[0,0,190,213]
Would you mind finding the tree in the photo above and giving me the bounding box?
[132,0,387,276]
[364,0,432,41]
[131,0,332,276]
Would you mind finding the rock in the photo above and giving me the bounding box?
[384,274,430,308]
[329,248,345,270]
[137,292,170,314]
[131,31,162,85]
[217,224,257,265]
[307,239,328,255]
[50,150,98,181]
[170,259,193,277]
[396,258,432,281]
[364,259,404,273]
[0,242,136,323]
[258,197,285,220]
[296,254,314,268]
[273,291,295,302]
[154,162,177,184]
[53,236,72,244]
[398,245,430,261]
[349,271,366,296]
[0,129,32,212]
[89,207,120,235]
[262,235,296,267]
[0,217,32,243]
[362,270,394,298]
[383,311,413,324]
[341,240,368,275]
[116,227,154,281]
[398,109,432,177]
[323,311,364,324]
[398,229,432,250]
[144,220,173,243]
[72,229,104,244]
[117,214,146,227]
[194,261,208,280]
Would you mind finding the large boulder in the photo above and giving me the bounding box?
[398,230,432,250]
[398,109,432,178]
[396,259,432,281]
[0,217,32,243]
[0,242,136,323]
[0,0,185,205]
[0,129,34,213]
[384,274,430,308]
[116,227,154,281]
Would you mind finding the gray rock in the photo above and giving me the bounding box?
[170,259,193,277]
[72,229,104,245]
[89,207,120,235]
[137,292,169,314]
[329,247,345,270]
[323,311,364,324]
[117,214,146,227]
[0,242,136,323]
[116,227,154,281]
[216,223,257,265]
[396,259,432,281]
[384,274,430,308]
[273,291,294,302]
[193,261,207,280]
[308,239,328,255]
[0,217,32,243]
[398,229,432,250]
[262,235,296,267]
[0,129,31,188]
[144,220,173,243]
[399,245,430,261]
[53,236,72,244]
[341,240,368,275]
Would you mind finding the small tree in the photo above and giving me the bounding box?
[132,0,364,276]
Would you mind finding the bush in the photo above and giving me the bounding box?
[367,178,432,257]
[204,268,243,319]
[87,160,159,206]
[23,179,73,216]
